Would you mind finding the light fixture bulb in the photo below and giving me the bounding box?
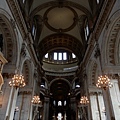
[96,75,113,90]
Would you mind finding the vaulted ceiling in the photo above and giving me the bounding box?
[19,0,102,101]
[27,0,96,64]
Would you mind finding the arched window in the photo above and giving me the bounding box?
[45,53,48,58]
[96,0,99,4]
[84,22,89,40]
[23,0,25,4]
[32,25,36,40]
[64,100,66,106]
[43,50,78,64]
[57,113,63,120]
[54,52,57,60]
[58,101,62,106]
[72,53,76,58]
[53,100,56,106]
[63,52,67,60]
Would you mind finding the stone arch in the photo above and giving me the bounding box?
[0,9,18,64]
[38,33,84,62]
[49,78,71,88]
[49,78,71,100]
[87,60,98,86]
[41,77,49,89]
[21,58,33,87]
[102,10,120,65]
[75,91,80,97]
[40,90,46,96]
[72,77,79,89]
[30,1,92,20]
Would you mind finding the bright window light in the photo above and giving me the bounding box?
[40,84,45,87]
[45,53,48,58]
[64,100,66,106]
[97,0,99,4]
[63,52,67,60]
[53,100,56,106]
[54,52,57,60]
[23,0,25,3]
[72,53,76,58]
[32,25,36,37]
[85,23,89,40]
[76,85,80,88]
[86,25,89,36]
[58,101,62,106]
[57,113,63,120]
[58,53,62,60]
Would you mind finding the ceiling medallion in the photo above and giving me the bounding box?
[44,6,78,32]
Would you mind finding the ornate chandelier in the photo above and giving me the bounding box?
[96,75,113,90]
[80,96,89,105]
[31,95,41,104]
[9,74,26,89]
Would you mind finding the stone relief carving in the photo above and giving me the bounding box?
[20,43,27,57]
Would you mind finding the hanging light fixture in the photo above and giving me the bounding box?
[31,95,41,104]
[94,41,113,90]
[80,96,89,105]
[9,74,26,89]
[96,75,113,90]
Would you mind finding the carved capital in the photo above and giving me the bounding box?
[20,43,27,57]
[10,19,16,29]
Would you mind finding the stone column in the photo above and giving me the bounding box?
[1,73,19,120]
[102,89,114,120]
[9,87,19,120]
[64,111,67,120]
[89,92,100,120]
[70,97,77,120]
[0,75,15,120]
[108,77,120,120]
[15,90,32,120]
[42,97,49,120]
[97,92,106,120]
[89,91,106,120]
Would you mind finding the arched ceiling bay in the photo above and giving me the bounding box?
[38,34,84,63]
[19,0,99,106]
[50,79,70,100]
[30,0,92,45]
[30,0,92,14]
[27,0,94,73]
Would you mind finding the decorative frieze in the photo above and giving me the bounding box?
[81,0,116,67]
[6,0,39,65]
[10,19,16,29]
[20,43,27,57]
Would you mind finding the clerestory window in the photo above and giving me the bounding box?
[96,0,99,4]
[23,0,25,4]
[43,50,78,64]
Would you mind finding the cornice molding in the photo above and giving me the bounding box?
[6,0,39,66]
[6,0,27,38]
[30,1,92,19]
[45,71,76,76]
[83,0,116,67]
